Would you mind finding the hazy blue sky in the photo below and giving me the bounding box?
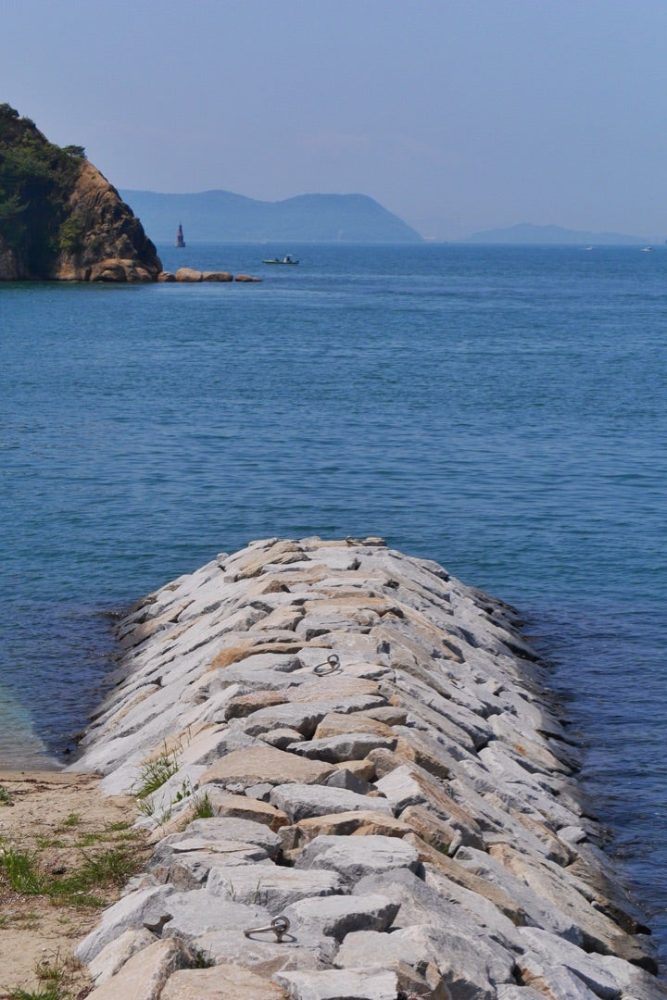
[2,0,667,239]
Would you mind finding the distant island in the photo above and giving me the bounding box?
[0,104,161,281]
[120,189,424,244]
[465,223,650,246]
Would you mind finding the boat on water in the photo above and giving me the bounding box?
[641,246,654,253]
[263,254,299,265]
[176,224,186,248]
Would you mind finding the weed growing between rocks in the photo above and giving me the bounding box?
[191,791,214,819]
[134,746,179,800]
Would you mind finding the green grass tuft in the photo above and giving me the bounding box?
[192,792,214,819]
[135,748,179,800]
[0,848,45,894]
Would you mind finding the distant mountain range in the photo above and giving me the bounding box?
[465,223,650,246]
[120,189,423,244]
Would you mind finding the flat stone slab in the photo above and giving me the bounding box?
[270,783,393,822]
[162,964,287,1000]
[274,969,399,1000]
[195,786,289,829]
[77,885,176,963]
[88,928,157,986]
[177,817,282,856]
[85,938,191,1000]
[161,894,270,941]
[335,924,515,998]
[201,746,334,788]
[295,834,420,883]
[292,733,396,763]
[195,928,329,977]
[283,893,399,940]
[207,863,346,913]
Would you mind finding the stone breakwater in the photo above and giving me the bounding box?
[70,538,665,1000]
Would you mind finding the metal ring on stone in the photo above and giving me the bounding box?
[313,654,341,676]
[243,915,292,943]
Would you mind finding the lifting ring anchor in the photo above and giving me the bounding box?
[243,915,293,943]
[313,653,341,676]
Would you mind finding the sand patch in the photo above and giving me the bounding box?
[0,769,146,998]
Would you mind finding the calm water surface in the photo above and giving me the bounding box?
[1,244,665,950]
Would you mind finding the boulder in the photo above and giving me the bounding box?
[235,274,263,282]
[274,969,398,1000]
[292,733,396,763]
[192,786,289,829]
[88,928,157,985]
[295,834,419,883]
[201,746,334,789]
[283,894,399,940]
[270,783,393,823]
[202,271,234,281]
[85,938,192,1000]
[161,964,286,999]
[76,885,176,962]
[207,863,345,913]
[175,267,203,282]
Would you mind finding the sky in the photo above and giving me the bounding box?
[2,0,667,240]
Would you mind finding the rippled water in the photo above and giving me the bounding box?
[1,243,665,948]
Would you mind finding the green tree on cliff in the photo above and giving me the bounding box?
[0,103,85,274]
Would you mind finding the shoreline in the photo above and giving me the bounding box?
[54,536,664,999]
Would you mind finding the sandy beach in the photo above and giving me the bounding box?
[0,770,145,999]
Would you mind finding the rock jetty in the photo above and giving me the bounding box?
[71,537,665,999]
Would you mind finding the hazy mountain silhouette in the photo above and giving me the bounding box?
[465,223,648,245]
[121,189,423,244]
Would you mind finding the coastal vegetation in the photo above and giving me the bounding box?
[0,103,85,275]
[0,103,161,281]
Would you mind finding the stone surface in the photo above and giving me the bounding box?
[292,733,396,763]
[161,964,285,999]
[207,864,346,912]
[335,924,514,998]
[295,809,410,845]
[270,783,393,823]
[194,786,289,829]
[76,885,176,962]
[295,834,420,883]
[283,894,399,940]
[201,746,334,788]
[88,928,157,985]
[274,969,399,1000]
[314,712,395,739]
[85,938,192,1000]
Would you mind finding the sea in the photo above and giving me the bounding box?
[1,243,665,952]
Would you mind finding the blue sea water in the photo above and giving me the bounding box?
[1,243,666,949]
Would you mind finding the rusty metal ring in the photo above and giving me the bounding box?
[313,653,341,676]
[243,915,292,943]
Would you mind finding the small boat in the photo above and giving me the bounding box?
[641,246,654,253]
[263,254,299,265]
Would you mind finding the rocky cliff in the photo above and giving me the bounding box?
[69,537,665,1000]
[0,104,161,281]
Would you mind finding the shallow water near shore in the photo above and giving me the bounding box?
[1,243,666,952]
